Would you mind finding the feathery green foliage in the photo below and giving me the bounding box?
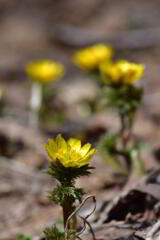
[16,235,32,240]
[44,226,75,240]
[49,185,85,205]
[100,84,143,116]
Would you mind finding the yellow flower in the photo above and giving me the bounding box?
[45,134,96,168]
[26,60,64,84]
[100,60,144,84]
[72,44,112,70]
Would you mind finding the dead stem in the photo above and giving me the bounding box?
[65,195,96,240]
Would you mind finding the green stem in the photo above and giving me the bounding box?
[62,196,76,230]
[61,183,77,232]
[120,112,135,145]
[119,113,133,172]
[29,82,42,128]
[131,149,145,175]
[119,113,130,150]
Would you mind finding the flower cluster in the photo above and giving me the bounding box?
[100,60,144,85]
[72,44,112,70]
[26,60,64,84]
[45,134,96,168]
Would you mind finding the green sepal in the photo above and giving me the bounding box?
[47,162,94,185]
[99,83,143,116]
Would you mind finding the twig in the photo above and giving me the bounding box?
[65,195,96,239]
[79,216,96,240]
[146,220,160,240]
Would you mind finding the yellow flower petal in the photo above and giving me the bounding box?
[45,135,96,168]
[68,138,81,152]
[56,134,67,151]
[82,148,96,162]
[80,143,91,157]
[44,140,57,160]
[72,44,112,70]
[48,139,57,150]
[25,60,64,84]
[100,60,144,84]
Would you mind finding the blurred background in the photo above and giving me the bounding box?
[1,0,160,115]
[1,0,160,238]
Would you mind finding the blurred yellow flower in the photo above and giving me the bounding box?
[26,60,64,84]
[72,44,112,70]
[45,134,96,168]
[100,60,144,84]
